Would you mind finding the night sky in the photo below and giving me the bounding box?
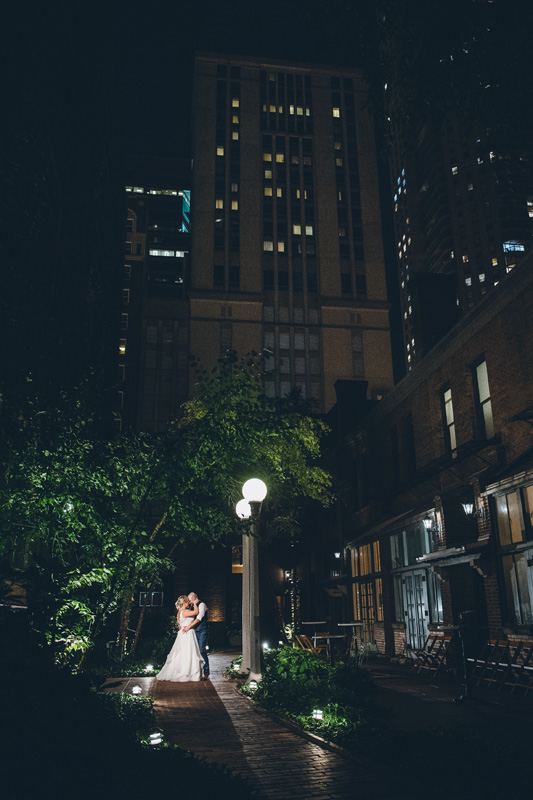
[107,0,366,157]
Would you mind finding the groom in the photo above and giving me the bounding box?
[183,591,209,680]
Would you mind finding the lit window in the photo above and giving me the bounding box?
[465,277,472,286]
[119,339,127,356]
[232,131,239,140]
[289,105,295,115]
[232,115,239,124]
[232,98,239,107]
[149,249,175,257]
[492,257,498,266]
[473,359,494,439]
[336,157,343,167]
[503,240,525,252]
[217,146,224,156]
[231,200,238,210]
[293,224,302,235]
[338,190,343,201]
[468,183,474,191]
[462,254,469,263]
[276,153,284,163]
[216,199,224,209]
[276,188,283,197]
[338,227,346,237]
[305,225,313,236]
[479,273,486,282]
[443,387,457,452]
[334,141,342,150]
[527,200,533,218]
[133,186,144,193]
[269,104,276,113]
[278,241,285,252]
[452,166,458,175]
[264,187,273,197]
[297,106,303,115]
[231,182,238,192]
[263,241,274,251]
[263,153,272,161]
[332,107,340,117]
[278,106,283,113]
[264,169,272,179]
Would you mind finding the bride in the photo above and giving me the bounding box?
[156,595,205,682]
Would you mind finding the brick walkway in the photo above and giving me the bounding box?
[151,652,396,800]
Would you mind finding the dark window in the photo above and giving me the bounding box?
[213,265,224,287]
[263,269,274,289]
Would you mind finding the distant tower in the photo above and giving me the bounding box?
[190,54,394,412]
[378,0,533,370]
[120,156,191,431]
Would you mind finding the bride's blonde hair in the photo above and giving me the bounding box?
[175,595,189,611]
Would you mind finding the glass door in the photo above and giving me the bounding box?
[402,569,430,650]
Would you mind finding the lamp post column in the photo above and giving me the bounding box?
[241,531,251,674]
[248,500,261,681]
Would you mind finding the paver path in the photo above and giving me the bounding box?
[152,652,396,800]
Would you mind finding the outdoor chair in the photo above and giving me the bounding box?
[412,633,453,676]
[294,633,328,656]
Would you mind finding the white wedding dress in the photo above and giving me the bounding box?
[156,612,205,682]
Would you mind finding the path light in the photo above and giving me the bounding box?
[149,732,163,745]
[131,684,142,695]
[249,680,258,691]
[262,642,269,651]
[312,709,323,720]
[145,664,153,672]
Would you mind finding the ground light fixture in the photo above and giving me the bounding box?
[131,684,142,695]
[312,709,323,720]
[249,680,258,690]
[149,732,163,745]
[145,663,153,672]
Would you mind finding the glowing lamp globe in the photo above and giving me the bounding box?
[236,499,251,519]
[242,479,267,503]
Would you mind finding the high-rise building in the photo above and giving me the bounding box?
[120,156,191,431]
[190,53,394,412]
[376,0,533,371]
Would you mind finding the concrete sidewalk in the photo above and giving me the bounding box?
[151,652,396,800]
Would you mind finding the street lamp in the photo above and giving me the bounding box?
[235,478,267,683]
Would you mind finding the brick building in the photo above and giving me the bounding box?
[315,257,533,657]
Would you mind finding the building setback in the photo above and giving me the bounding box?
[318,258,533,658]
[190,53,394,412]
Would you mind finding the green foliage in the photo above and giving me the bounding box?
[0,352,333,664]
[247,646,372,724]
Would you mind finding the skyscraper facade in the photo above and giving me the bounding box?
[190,53,394,412]
[377,0,533,371]
[121,156,191,431]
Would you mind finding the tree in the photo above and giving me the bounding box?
[0,352,333,665]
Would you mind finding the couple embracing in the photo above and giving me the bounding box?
[157,592,210,682]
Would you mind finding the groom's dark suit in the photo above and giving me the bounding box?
[188,600,209,677]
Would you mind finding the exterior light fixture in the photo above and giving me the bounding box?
[149,732,163,745]
[236,499,251,519]
[262,642,269,651]
[236,478,267,685]
[145,664,153,672]
[249,680,258,690]
[312,709,323,720]
[422,516,434,531]
[131,684,142,695]
[462,502,483,519]
[242,478,267,503]
[334,552,341,559]
[285,570,291,579]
